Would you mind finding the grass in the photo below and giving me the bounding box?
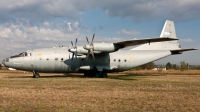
[0,70,200,111]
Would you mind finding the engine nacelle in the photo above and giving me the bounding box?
[76,46,88,54]
[92,43,119,52]
[68,46,101,55]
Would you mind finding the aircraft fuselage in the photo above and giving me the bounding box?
[4,47,171,73]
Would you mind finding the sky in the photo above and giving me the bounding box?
[0,0,199,65]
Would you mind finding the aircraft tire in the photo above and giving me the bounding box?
[33,73,40,78]
[95,72,100,78]
[102,72,108,78]
[84,71,107,78]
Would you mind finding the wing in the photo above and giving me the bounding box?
[171,48,198,54]
[113,37,178,48]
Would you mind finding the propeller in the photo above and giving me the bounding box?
[83,33,95,60]
[68,38,78,60]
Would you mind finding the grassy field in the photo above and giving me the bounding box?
[0,70,200,112]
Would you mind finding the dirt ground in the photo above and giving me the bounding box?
[0,70,200,112]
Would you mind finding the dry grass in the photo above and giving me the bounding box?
[0,70,200,112]
[123,70,200,75]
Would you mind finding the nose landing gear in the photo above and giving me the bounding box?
[33,71,40,78]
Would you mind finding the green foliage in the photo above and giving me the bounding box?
[142,62,155,70]
[166,62,172,70]
[180,61,188,71]
[133,62,155,70]
[172,64,179,70]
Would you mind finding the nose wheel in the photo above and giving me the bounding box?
[33,71,40,78]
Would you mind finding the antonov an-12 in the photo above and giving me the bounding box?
[2,20,197,78]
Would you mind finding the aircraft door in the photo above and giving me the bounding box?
[35,52,43,71]
[54,57,61,72]
[23,52,35,71]
[54,52,65,72]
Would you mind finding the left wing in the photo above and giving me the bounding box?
[114,37,178,48]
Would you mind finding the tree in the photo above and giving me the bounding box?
[172,64,178,70]
[166,62,172,70]
[134,62,155,70]
[180,61,188,71]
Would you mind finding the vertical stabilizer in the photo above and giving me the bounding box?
[160,20,177,39]
[160,20,178,44]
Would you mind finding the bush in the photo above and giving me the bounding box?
[180,61,188,71]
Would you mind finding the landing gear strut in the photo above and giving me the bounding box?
[33,71,40,78]
[84,71,107,78]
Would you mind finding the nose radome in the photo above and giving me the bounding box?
[2,59,5,66]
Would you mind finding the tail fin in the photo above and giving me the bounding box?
[160,20,177,39]
[160,20,178,44]
[131,20,181,50]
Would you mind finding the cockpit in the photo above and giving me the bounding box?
[2,51,33,68]
[10,52,32,58]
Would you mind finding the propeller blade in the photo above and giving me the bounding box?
[68,53,70,71]
[72,53,75,60]
[91,33,95,44]
[90,49,95,60]
[86,50,90,60]
[71,41,73,47]
[74,52,77,59]
[75,38,77,47]
[86,36,89,44]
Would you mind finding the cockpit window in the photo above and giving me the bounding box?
[24,52,31,56]
[27,53,31,56]
[10,52,30,58]
[24,52,28,56]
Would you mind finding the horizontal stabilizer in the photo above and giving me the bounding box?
[171,48,198,54]
[114,37,178,48]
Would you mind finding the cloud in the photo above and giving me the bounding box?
[0,0,200,23]
[0,20,123,60]
[117,29,141,35]
[179,38,194,42]
[0,21,82,49]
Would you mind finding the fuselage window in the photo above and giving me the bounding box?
[61,58,64,61]
[47,58,49,60]
[25,52,32,56]
[114,59,116,62]
[6,58,9,62]
[24,52,28,56]
[55,58,58,61]
[118,59,121,62]
[124,59,127,62]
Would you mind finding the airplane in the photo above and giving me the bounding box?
[2,20,197,78]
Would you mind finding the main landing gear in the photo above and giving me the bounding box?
[33,71,40,78]
[84,71,107,78]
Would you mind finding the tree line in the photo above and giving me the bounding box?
[132,61,200,71]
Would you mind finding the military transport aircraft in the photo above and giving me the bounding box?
[2,20,197,78]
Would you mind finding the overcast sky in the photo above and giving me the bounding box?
[0,0,199,65]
